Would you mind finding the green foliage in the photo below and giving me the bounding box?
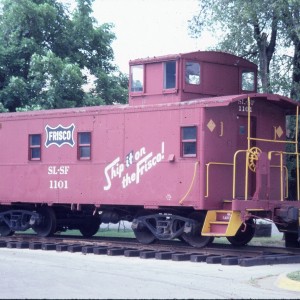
[189,0,299,97]
[189,0,300,199]
[94,70,129,105]
[29,51,84,109]
[0,0,128,112]
[0,102,8,112]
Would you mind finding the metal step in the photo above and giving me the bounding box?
[223,200,233,210]
[202,210,243,237]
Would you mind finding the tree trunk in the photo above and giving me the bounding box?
[253,13,277,94]
[258,33,270,93]
[291,40,300,100]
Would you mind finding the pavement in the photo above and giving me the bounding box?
[0,248,300,299]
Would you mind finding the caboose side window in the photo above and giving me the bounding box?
[130,65,144,92]
[242,71,255,91]
[181,126,197,157]
[185,62,200,85]
[78,132,91,160]
[163,61,176,89]
[29,134,41,161]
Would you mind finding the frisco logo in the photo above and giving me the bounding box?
[45,124,75,148]
[104,142,165,190]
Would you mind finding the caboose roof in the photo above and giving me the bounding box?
[129,50,257,69]
[0,93,298,120]
[195,93,298,110]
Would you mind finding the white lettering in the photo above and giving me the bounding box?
[50,180,68,189]
[104,142,165,190]
[104,157,122,191]
[136,153,153,184]
[49,130,71,141]
[48,166,70,190]
[48,166,70,175]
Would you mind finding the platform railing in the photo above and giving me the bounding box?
[205,162,233,198]
[205,151,290,201]
[244,97,299,201]
[232,150,290,201]
[205,98,300,202]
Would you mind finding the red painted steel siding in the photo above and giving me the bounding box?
[202,98,288,204]
[0,93,298,211]
[0,104,204,208]
[129,51,258,105]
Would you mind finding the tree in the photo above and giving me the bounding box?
[188,0,299,97]
[280,0,300,99]
[189,0,300,198]
[29,51,85,109]
[0,0,128,112]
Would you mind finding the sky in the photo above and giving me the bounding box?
[63,0,217,74]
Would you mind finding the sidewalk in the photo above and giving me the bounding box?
[0,248,300,299]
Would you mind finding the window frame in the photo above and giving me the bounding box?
[29,134,42,161]
[241,70,255,92]
[185,61,201,85]
[181,126,197,158]
[77,132,92,160]
[163,60,177,90]
[130,64,144,93]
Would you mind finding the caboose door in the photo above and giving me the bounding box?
[235,115,257,198]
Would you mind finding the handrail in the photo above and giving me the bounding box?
[209,150,290,201]
[205,162,233,198]
[269,151,299,200]
[268,150,299,160]
[269,164,289,200]
[296,106,299,200]
[233,150,248,200]
[249,137,297,144]
[179,161,199,205]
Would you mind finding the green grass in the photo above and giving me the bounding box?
[59,228,135,238]
[16,227,135,238]
[97,229,135,238]
[20,227,284,245]
[59,228,285,247]
[287,271,300,282]
[213,234,284,247]
[248,235,285,246]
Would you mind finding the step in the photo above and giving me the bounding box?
[210,221,229,225]
[223,200,233,210]
[210,222,228,234]
[202,210,243,237]
[216,211,232,222]
[202,232,230,236]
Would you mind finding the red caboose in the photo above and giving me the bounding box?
[0,51,299,247]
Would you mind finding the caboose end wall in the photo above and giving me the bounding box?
[202,95,294,206]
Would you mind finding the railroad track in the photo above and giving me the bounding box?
[1,234,300,267]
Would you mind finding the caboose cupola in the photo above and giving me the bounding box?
[129,51,257,106]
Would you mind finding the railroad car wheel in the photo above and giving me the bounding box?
[133,223,156,244]
[181,212,214,248]
[284,232,300,248]
[32,206,56,237]
[226,219,255,246]
[132,211,156,244]
[0,221,14,237]
[79,216,101,237]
